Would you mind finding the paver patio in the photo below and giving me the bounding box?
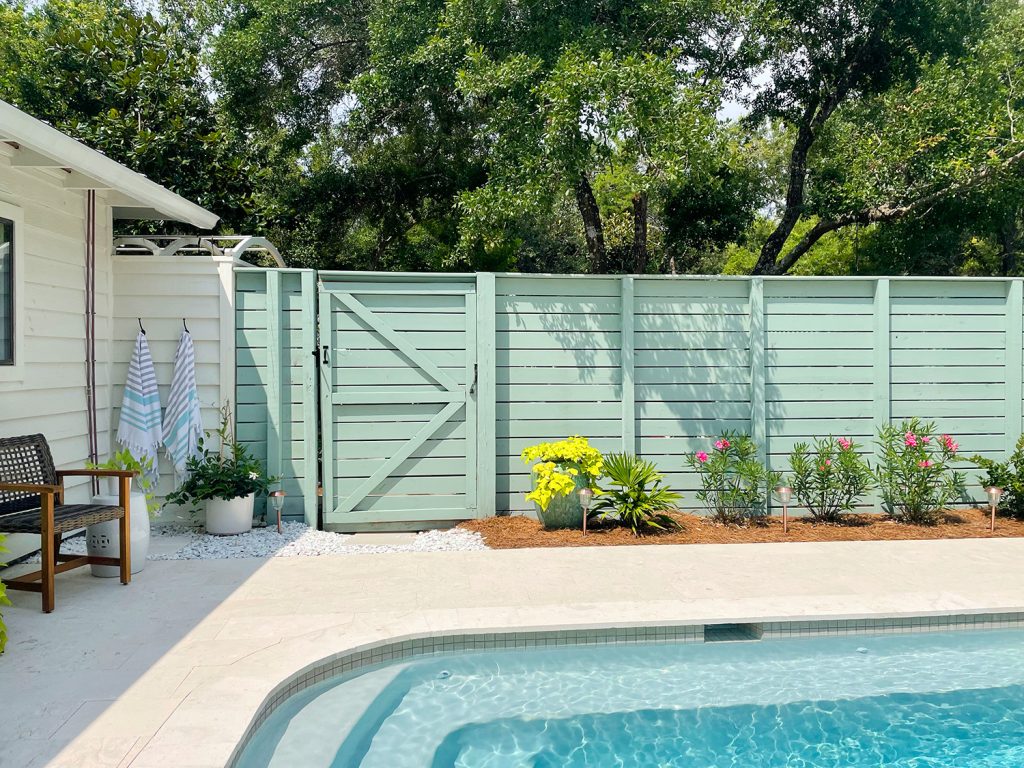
[3,536,1024,767]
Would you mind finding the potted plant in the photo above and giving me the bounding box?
[165,405,277,535]
[521,436,603,529]
[86,448,158,576]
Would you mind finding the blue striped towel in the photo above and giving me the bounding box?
[162,330,203,484]
[116,330,162,483]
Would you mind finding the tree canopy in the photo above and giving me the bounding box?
[3,0,1024,276]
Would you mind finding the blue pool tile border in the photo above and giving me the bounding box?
[228,611,1024,767]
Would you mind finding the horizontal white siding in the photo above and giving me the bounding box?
[110,255,235,521]
[0,149,113,560]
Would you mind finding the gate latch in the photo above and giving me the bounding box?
[470,363,478,395]
[319,345,329,365]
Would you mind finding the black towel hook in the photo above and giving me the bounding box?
[183,318,189,333]
[138,318,146,334]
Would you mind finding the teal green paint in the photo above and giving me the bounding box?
[318,288,336,521]
[748,279,766,465]
[240,272,1024,523]
[300,270,318,526]
[464,291,479,511]
[266,271,283,494]
[621,276,636,454]
[1006,280,1024,455]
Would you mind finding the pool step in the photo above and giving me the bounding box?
[703,623,763,643]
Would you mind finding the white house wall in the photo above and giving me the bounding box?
[110,254,236,521]
[0,147,114,561]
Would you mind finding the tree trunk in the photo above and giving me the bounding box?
[575,175,606,265]
[751,118,816,275]
[631,191,649,273]
[1000,209,1019,276]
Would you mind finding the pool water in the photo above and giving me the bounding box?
[237,629,1024,767]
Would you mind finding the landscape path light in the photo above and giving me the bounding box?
[985,486,1003,533]
[269,489,286,534]
[578,486,594,537]
[775,486,794,534]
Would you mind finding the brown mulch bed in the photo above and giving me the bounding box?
[460,508,1024,549]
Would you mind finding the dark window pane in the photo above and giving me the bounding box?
[0,218,12,364]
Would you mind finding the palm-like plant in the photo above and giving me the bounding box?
[591,453,682,537]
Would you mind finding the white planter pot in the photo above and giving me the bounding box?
[87,491,150,577]
[205,494,255,535]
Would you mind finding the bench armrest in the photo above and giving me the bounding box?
[0,482,61,494]
[56,469,137,479]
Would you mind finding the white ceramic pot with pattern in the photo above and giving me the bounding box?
[87,491,150,576]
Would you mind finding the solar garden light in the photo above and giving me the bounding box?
[578,486,594,536]
[269,489,286,534]
[775,486,794,534]
[985,486,1003,533]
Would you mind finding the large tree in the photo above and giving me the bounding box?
[0,0,271,233]
[746,0,995,274]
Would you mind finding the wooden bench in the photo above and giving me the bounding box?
[0,434,132,612]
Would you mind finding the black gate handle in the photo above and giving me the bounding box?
[470,363,478,394]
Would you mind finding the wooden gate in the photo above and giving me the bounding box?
[318,275,478,528]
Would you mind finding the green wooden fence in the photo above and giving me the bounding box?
[237,270,1024,527]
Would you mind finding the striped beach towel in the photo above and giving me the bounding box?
[116,330,162,483]
[162,330,203,484]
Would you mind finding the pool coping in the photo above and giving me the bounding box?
[227,608,1024,767]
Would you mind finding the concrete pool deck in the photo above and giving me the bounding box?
[3,536,1024,767]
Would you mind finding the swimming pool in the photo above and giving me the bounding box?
[237,628,1024,767]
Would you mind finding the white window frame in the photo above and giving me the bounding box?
[0,199,25,383]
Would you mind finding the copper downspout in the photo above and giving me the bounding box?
[85,190,99,493]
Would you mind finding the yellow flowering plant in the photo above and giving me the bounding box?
[521,436,604,511]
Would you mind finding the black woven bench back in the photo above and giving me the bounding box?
[0,434,58,516]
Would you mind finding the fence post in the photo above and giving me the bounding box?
[476,273,497,517]
[621,276,636,454]
[265,270,283,499]
[749,279,767,468]
[871,278,891,510]
[1006,280,1023,457]
[300,270,318,526]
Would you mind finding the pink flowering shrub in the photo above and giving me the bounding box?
[875,419,965,524]
[787,436,874,523]
[686,431,780,525]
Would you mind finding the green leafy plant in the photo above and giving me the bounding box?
[686,432,781,525]
[165,404,278,513]
[788,436,874,523]
[88,448,159,518]
[0,534,9,654]
[966,434,1024,519]
[591,453,681,536]
[875,419,965,525]
[521,436,603,512]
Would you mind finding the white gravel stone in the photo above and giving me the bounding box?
[28,523,487,562]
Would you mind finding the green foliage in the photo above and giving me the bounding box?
[0,534,9,654]
[874,419,966,525]
[686,432,781,525]
[591,453,681,537]
[966,434,1024,520]
[0,0,274,236]
[164,405,278,512]
[87,448,159,518]
[787,437,874,523]
[521,436,603,512]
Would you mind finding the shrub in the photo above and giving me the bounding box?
[967,434,1024,519]
[874,419,965,525]
[591,453,682,536]
[686,431,780,525]
[521,436,603,512]
[165,404,277,513]
[788,436,874,523]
